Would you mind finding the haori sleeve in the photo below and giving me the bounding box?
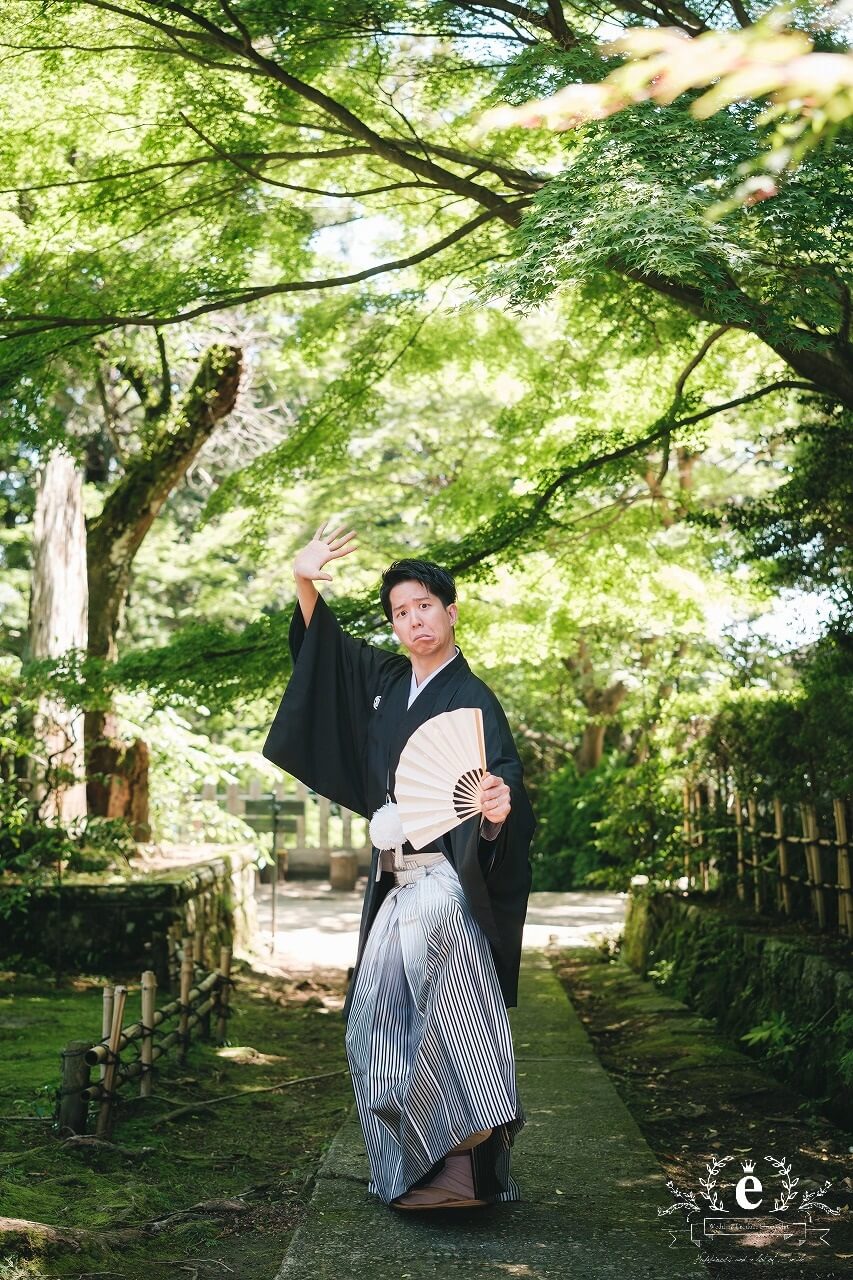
[262,593,403,818]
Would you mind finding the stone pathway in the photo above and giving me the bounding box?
[275,949,707,1279]
[247,882,706,1279]
[251,880,627,973]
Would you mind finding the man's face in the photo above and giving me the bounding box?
[389,580,458,658]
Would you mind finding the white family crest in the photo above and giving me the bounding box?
[373,694,382,710]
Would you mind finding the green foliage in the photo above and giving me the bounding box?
[531,753,685,891]
[530,757,611,890]
[701,630,853,799]
[709,409,853,616]
[0,0,849,890]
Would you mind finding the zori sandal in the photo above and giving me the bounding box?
[391,1151,487,1210]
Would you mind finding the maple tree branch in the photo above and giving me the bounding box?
[0,208,509,338]
[674,325,731,401]
[446,378,821,573]
[70,1,528,223]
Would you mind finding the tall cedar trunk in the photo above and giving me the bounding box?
[84,344,242,830]
[27,446,88,822]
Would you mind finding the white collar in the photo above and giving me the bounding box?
[407,645,460,709]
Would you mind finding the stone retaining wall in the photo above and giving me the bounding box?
[623,889,853,1128]
[2,844,259,986]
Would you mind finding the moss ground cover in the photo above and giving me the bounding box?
[0,963,352,1280]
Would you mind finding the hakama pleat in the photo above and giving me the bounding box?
[344,858,525,1205]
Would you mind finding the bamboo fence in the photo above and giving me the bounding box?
[56,940,233,1137]
[680,782,853,938]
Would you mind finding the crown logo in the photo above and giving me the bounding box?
[741,1159,756,1174]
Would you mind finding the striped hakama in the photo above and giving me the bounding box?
[344,852,526,1205]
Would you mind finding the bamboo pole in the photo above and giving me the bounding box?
[772,796,793,916]
[58,1041,92,1135]
[95,984,127,1138]
[100,986,114,1082]
[833,797,853,938]
[86,969,222,1067]
[167,924,182,991]
[295,782,307,849]
[193,900,206,970]
[682,783,691,885]
[746,795,762,912]
[81,998,221,1100]
[733,790,746,902]
[217,946,232,1045]
[178,943,194,1064]
[140,970,156,1098]
[800,802,827,929]
[318,795,330,851]
[85,995,182,1065]
[694,787,709,892]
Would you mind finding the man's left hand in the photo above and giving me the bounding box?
[480,771,511,824]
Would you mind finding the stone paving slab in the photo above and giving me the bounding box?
[274,950,708,1280]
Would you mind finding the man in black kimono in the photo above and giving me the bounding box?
[263,523,534,1208]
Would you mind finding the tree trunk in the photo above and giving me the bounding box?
[563,638,628,775]
[575,681,627,774]
[85,344,242,824]
[27,446,88,823]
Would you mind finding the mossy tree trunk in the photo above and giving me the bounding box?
[85,343,243,830]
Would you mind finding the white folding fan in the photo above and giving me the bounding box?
[395,707,487,850]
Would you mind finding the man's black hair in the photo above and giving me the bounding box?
[379,558,457,622]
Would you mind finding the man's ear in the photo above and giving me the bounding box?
[449,604,458,626]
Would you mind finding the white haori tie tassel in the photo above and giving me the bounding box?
[369,800,407,879]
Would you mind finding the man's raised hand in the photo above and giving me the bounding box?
[293,523,358,583]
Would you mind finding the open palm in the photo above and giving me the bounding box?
[292,523,358,582]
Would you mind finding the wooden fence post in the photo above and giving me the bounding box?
[694,786,709,892]
[140,970,156,1098]
[733,790,746,902]
[800,802,827,929]
[167,924,182,991]
[179,943,194,1063]
[59,1041,92,1135]
[682,783,692,885]
[295,782,307,849]
[96,984,127,1138]
[318,795,330,851]
[746,795,764,912]
[217,945,232,1045]
[833,797,853,938]
[193,901,206,970]
[100,985,114,1083]
[772,796,793,916]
